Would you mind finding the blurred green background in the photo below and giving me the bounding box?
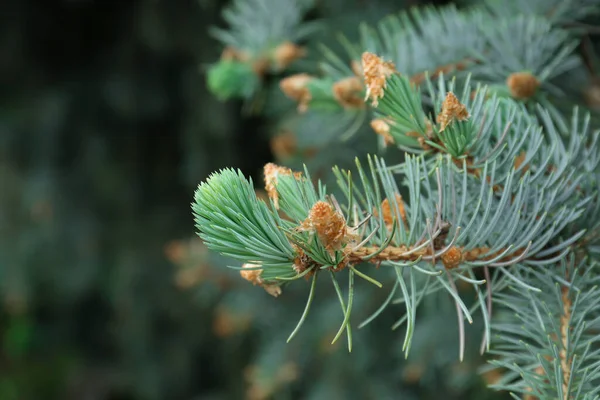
[1,1,256,398]
[0,1,510,399]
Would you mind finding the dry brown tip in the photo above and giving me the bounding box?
[523,391,537,400]
[417,137,433,151]
[262,284,282,297]
[263,163,302,209]
[378,194,408,229]
[514,151,529,172]
[409,72,426,86]
[270,130,297,161]
[414,118,434,150]
[221,46,251,62]
[361,52,396,106]
[164,240,187,264]
[522,364,547,400]
[441,246,463,269]
[481,369,503,386]
[584,79,600,111]
[436,92,469,132]
[424,118,434,138]
[300,201,348,250]
[277,362,299,384]
[240,263,264,286]
[220,47,268,75]
[370,118,395,146]
[251,58,270,76]
[292,247,312,275]
[462,246,490,261]
[507,72,540,99]
[402,364,425,383]
[213,307,236,337]
[240,263,282,297]
[273,41,306,70]
[213,307,252,337]
[280,73,314,112]
[333,76,365,108]
[175,267,206,289]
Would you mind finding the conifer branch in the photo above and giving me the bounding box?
[201,2,600,396]
[281,5,581,121]
[483,0,600,25]
[207,0,318,100]
[487,257,600,399]
[193,132,591,353]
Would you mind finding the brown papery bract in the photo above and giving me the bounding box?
[361,52,396,107]
[436,92,469,132]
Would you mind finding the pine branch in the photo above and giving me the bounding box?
[207,0,319,100]
[482,0,600,25]
[285,5,581,109]
[211,0,315,52]
[470,15,580,95]
[317,5,486,80]
[197,1,600,391]
[487,257,600,399]
[192,118,590,352]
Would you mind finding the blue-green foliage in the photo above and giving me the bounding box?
[207,60,260,100]
[193,168,296,272]
[197,0,600,399]
[488,257,600,399]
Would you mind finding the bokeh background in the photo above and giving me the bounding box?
[1,1,263,398]
[0,0,543,399]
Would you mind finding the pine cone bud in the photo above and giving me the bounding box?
[273,41,306,70]
[441,246,462,270]
[370,118,395,146]
[300,201,348,250]
[333,76,365,108]
[361,52,396,106]
[436,92,469,132]
[506,72,539,99]
[280,73,313,112]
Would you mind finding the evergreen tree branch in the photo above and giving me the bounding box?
[482,0,600,25]
[488,257,600,399]
[198,2,600,394]
[207,0,319,100]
